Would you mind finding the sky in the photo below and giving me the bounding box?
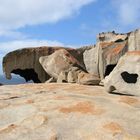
[0,0,140,75]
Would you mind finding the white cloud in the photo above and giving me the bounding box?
[0,39,64,54]
[0,0,95,35]
[0,39,64,74]
[112,0,140,25]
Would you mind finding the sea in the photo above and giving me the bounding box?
[0,74,33,85]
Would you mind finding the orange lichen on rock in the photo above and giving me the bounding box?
[111,43,126,54]
[119,97,139,105]
[26,99,34,104]
[0,124,17,133]
[103,122,123,135]
[100,42,114,48]
[126,51,140,55]
[53,95,68,100]
[59,101,105,115]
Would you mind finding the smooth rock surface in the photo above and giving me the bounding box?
[104,51,140,96]
[0,83,140,140]
[83,45,99,75]
[39,49,84,79]
[128,29,140,51]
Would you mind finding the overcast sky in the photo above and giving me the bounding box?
[0,0,140,74]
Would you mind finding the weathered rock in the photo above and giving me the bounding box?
[78,72,100,85]
[3,47,83,83]
[83,45,99,75]
[83,29,140,81]
[96,31,130,80]
[97,31,128,43]
[82,31,129,80]
[2,28,140,85]
[104,51,140,96]
[57,71,68,83]
[0,83,140,140]
[45,77,56,83]
[128,29,140,51]
[67,67,79,83]
[98,40,128,80]
[39,49,85,79]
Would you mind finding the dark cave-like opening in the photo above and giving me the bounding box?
[104,64,117,77]
[121,71,138,84]
[11,69,41,83]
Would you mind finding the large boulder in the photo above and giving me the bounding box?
[39,49,85,79]
[78,72,100,85]
[104,51,140,96]
[3,47,83,83]
[83,29,140,81]
[82,31,129,80]
[98,40,128,80]
[39,49,100,85]
[83,45,99,76]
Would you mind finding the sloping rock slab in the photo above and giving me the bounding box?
[0,83,140,140]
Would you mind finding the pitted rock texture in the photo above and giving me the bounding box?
[0,83,140,140]
[104,51,140,96]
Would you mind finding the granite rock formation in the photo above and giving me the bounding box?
[1,28,140,139]
[3,47,84,83]
[104,51,140,96]
[128,29,140,51]
[2,28,140,88]
[0,83,140,140]
[39,49,84,80]
[39,49,100,85]
[83,29,140,80]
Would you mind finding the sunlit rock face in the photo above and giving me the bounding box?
[104,51,140,96]
[2,28,140,85]
[83,29,140,80]
[128,29,140,51]
[0,83,140,140]
[3,47,83,83]
[83,31,128,80]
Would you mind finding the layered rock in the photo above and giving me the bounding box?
[104,51,140,96]
[0,83,140,140]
